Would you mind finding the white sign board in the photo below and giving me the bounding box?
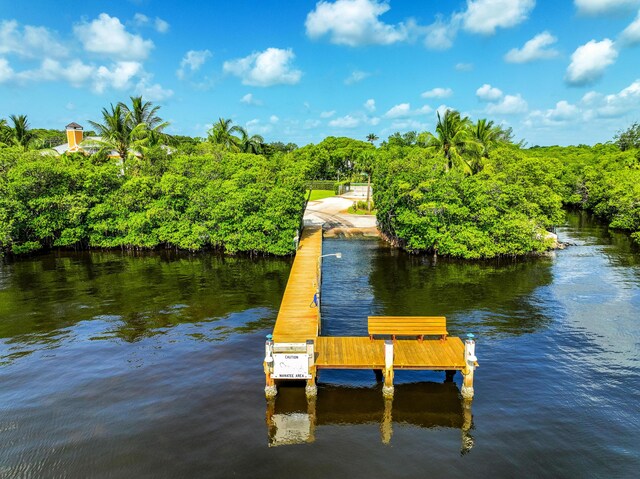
[272,353,311,379]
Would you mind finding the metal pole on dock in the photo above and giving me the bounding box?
[382,339,394,398]
[264,334,277,399]
[461,334,477,399]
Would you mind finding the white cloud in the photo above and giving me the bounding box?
[364,98,376,112]
[305,119,322,129]
[135,79,173,101]
[384,103,432,118]
[270,115,279,123]
[223,47,302,86]
[134,13,149,26]
[344,70,371,85]
[575,0,640,15]
[177,49,211,79]
[505,31,559,63]
[74,13,154,60]
[486,94,528,114]
[455,62,474,71]
[527,100,579,126]
[245,119,273,135]
[460,0,536,35]
[134,13,170,33]
[620,10,640,45]
[565,39,618,86]
[320,110,336,118]
[385,103,411,118]
[421,87,453,98]
[476,83,503,101]
[93,61,144,92]
[0,56,170,99]
[0,19,68,59]
[241,93,262,105]
[583,79,640,118]
[154,18,170,34]
[305,0,409,46]
[0,58,14,82]
[424,16,458,50]
[329,115,360,128]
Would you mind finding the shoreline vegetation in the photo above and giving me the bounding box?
[1,100,639,259]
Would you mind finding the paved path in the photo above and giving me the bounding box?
[303,194,377,233]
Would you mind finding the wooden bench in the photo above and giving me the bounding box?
[368,316,448,342]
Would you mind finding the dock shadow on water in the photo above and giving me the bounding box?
[267,381,474,454]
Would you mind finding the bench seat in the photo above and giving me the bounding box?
[368,316,448,341]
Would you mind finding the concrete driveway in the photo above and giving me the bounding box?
[303,194,377,235]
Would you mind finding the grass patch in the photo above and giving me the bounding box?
[347,200,376,215]
[306,189,335,201]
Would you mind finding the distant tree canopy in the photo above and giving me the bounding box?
[2,105,640,259]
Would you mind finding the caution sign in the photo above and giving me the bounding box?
[271,353,311,379]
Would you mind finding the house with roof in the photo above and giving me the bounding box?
[53,122,123,157]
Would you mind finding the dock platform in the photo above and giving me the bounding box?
[263,226,477,400]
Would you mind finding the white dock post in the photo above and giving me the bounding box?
[461,334,477,399]
[382,339,394,398]
[264,334,277,398]
[305,339,317,397]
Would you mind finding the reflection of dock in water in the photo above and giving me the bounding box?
[266,381,474,452]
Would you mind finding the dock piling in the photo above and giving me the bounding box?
[382,339,394,398]
[305,339,317,397]
[264,335,277,399]
[461,334,477,399]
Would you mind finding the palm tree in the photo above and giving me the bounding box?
[426,110,479,174]
[366,133,378,145]
[9,114,36,151]
[120,96,173,155]
[236,126,265,154]
[473,119,499,158]
[0,119,12,146]
[208,118,242,151]
[88,104,144,166]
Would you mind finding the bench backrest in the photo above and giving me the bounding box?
[368,316,447,337]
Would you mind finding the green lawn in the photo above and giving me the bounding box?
[306,189,335,201]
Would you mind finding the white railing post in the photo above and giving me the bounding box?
[305,339,317,397]
[264,334,277,398]
[461,334,477,399]
[383,339,394,398]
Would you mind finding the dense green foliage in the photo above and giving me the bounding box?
[375,144,564,258]
[0,145,306,256]
[2,101,639,260]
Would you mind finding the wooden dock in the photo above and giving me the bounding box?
[263,226,477,399]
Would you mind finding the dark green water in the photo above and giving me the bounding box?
[1,212,639,478]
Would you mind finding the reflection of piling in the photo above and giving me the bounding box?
[461,399,474,455]
[461,335,477,400]
[381,397,393,445]
[382,340,394,398]
[307,394,317,443]
[264,335,277,398]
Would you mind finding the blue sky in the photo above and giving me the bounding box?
[1,0,640,146]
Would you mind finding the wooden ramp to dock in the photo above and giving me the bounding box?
[272,226,323,344]
[315,337,466,370]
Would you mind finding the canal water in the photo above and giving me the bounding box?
[1,212,638,478]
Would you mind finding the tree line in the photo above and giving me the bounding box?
[1,99,639,258]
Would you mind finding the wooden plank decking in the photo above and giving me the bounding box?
[272,226,323,343]
[315,337,466,370]
[270,225,468,374]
